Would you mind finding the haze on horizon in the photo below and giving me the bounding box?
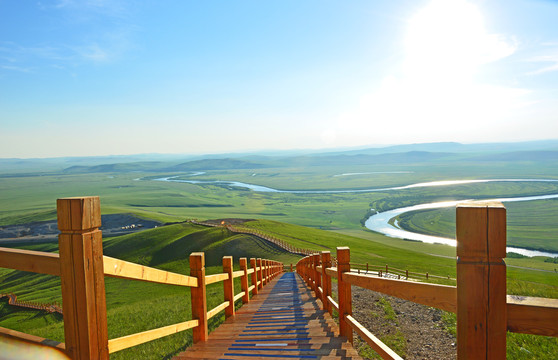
[1,0,558,158]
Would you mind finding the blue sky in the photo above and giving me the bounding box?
[1,0,557,158]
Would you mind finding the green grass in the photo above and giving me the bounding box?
[0,222,300,359]
[396,198,558,252]
[1,160,558,358]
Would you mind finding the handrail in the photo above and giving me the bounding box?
[295,202,558,360]
[207,301,230,320]
[507,295,558,337]
[345,315,403,360]
[0,326,66,351]
[0,247,61,276]
[0,196,286,360]
[103,256,198,287]
[232,270,244,278]
[0,293,63,315]
[107,319,199,354]
[205,272,229,285]
[343,272,457,312]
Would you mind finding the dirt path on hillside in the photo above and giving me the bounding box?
[333,284,456,360]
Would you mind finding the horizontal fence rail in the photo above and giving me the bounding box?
[0,196,285,360]
[296,201,558,360]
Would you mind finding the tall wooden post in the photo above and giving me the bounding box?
[250,258,259,295]
[321,251,332,314]
[337,247,353,344]
[240,258,249,303]
[456,202,507,359]
[263,259,268,284]
[257,258,263,289]
[190,252,208,342]
[223,256,235,318]
[57,196,108,359]
[313,254,321,302]
[290,263,293,272]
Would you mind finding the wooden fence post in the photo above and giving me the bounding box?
[290,263,293,272]
[456,202,507,359]
[264,259,268,283]
[57,196,109,360]
[190,252,208,343]
[313,254,321,303]
[257,258,263,289]
[223,256,235,318]
[250,258,259,295]
[337,247,353,344]
[240,258,249,303]
[321,251,332,314]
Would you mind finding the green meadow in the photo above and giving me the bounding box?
[1,152,557,359]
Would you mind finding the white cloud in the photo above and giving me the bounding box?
[526,51,558,75]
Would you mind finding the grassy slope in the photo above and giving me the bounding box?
[0,223,300,360]
[1,219,557,359]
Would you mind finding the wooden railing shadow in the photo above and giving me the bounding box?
[0,196,283,359]
[296,201,558,360]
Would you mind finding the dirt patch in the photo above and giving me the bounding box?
[0,214,162,244]
[333,284,456,359]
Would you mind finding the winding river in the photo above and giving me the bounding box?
[155,176,558,257]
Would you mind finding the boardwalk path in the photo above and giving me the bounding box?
[174,272,362,360]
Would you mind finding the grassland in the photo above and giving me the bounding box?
[396,199,558,252]
[1,219,556,359]
[1,155,557,358]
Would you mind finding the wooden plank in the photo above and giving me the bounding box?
[0,247,60,276]
[234,292,245,302]
[248,285,255,293]
[103,256,198,287]
[232,270,244,278]
[0,326,66,350]
[190,252,208,343]
[207,301,230,320]
[328,296,339,311]
[205,272,229,285]
[316,265,323,273]
[325,267,338,278]
[108,319,199,353]
[343,272,457,312]
[345,315,402,360]
[246,268,255,275]
[507,295,558,337]
[57,196,109,360]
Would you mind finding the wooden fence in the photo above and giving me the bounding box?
[191,220,315,256]
[296,201,558,360]
[0,293,63,314]
[0,196,283,359]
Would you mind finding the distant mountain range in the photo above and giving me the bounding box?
[1,139,557,174]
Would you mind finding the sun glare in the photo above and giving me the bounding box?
[336,0,524,144]
[404,0,514,81]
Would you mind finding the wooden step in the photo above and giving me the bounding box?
[172,272,362,360]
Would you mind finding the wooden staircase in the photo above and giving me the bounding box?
[173,272,362,359]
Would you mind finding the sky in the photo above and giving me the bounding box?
[1,0,558,158]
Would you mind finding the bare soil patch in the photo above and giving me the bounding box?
[333,284,456,359]
[0,214,162,244]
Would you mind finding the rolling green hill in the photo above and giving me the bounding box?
[0,218,556,359]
